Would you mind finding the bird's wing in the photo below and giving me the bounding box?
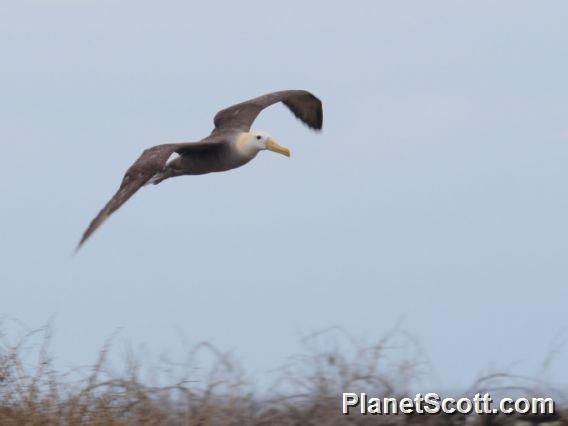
[77,140,228,250]
[212,90,323,132]
[76,143,182,250]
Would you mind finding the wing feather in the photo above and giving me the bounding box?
[76,143,180,250]
[213,90,323,132]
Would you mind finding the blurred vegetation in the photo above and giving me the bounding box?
[0,322,565,425]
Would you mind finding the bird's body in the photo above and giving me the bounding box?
[179,132,243,175]
[151,130,256,181]
[77,90,323,250]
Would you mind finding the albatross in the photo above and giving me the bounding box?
[77,89,323,250]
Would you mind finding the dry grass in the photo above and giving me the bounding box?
[0,323,565,425]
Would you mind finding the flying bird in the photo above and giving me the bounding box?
[77,90,323,250]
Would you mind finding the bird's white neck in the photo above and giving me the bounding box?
[235,132,262,158]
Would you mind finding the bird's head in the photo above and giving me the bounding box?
[239,131,291,158]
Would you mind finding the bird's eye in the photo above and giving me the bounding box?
[256,135,262,140]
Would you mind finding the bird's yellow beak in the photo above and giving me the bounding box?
[266,139,291,158]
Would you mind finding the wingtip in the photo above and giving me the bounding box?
[311,117,323,132]
[74,230,92,254]
[73,240,84,255]
[308,95,323,131]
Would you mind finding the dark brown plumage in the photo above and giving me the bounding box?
[76,90,323,250]
[213,90,323,132]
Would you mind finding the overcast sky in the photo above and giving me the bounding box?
[1,1,567,391]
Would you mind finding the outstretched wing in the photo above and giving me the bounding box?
[76,143,181,251]
[213,90,323,132]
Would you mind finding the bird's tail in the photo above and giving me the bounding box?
[146,154,181,186]
[145,168,177,185]
[145,171,166,186]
